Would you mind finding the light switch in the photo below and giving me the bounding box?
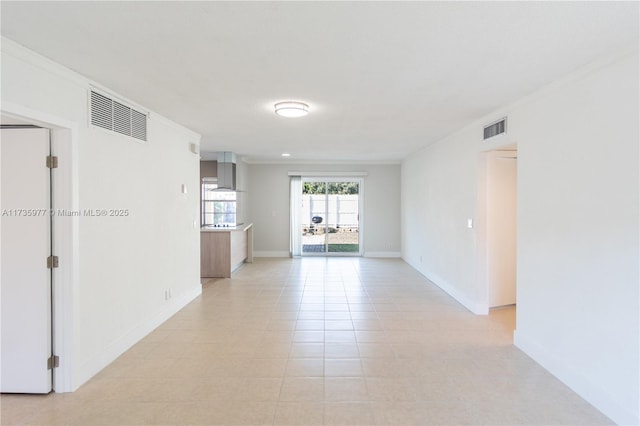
[467,219,473,229]
[181,184,188,194]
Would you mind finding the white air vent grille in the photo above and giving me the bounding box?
[90,91,112,130]
[90,90,147,141]
[483,118,506,140]
[131,110,147,141]
[113,101,131,136]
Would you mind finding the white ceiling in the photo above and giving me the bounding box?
[1,1,637,163]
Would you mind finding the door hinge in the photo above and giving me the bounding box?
[47,355,59,370]
[47,255,59,269]
[46,155,58,169]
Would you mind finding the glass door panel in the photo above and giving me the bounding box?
[302,182,326,254]
[301,179,360,255]
[326,182,359,253]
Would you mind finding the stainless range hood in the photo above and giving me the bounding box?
[216,152,236,190]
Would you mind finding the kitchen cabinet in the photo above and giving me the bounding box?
[201,223,253,278]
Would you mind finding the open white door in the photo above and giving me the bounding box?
[1,127,53,393]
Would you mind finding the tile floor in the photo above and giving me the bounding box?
[1,258,612,425]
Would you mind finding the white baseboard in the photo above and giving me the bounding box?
[231,260,246,273]
[429,272,489,315]
[364,251,401,258]
[254,251,401,259]
[74,284,202,391]
[514,330,635,426]
[254,251,290,258]
[403,258,488,315]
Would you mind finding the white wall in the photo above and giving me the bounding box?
[1,39,202,391]
[401,123,482,311]
[401,51,639,424]
[246,163,401,257]
[514,53,638,425]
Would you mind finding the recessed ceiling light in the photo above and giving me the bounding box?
[274,101,309,118]
[281,153,291,157]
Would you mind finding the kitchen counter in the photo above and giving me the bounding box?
[201,222,253,233]
[201,223,253,278]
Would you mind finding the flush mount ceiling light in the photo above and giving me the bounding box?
[281,152,291,157]
[274,101,309,118]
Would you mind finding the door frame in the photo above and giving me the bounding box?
[301,177,364,257]
[476,145,518,313]
[2,101,79,393]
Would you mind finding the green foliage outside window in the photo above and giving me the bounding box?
[303,182,359,195]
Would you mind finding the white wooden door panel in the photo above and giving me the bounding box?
[1,128,52,393]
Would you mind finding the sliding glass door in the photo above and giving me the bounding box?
[301,178,362,256]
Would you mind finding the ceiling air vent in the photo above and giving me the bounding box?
[131,110,147,141]
[90,91,112,130]
[90,89,147,142]
[483,117,507,140]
